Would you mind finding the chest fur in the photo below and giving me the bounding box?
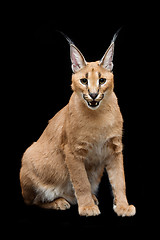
[87,134,108,158]
[67,94,123,163]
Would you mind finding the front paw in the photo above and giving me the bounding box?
[79,204,101,217]
[113,203,136,217]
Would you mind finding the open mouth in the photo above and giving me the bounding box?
[83,94,104,109]
[87,100,99,108]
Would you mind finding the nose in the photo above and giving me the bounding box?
[89,92,98,100]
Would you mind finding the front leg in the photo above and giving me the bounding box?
[64,145,100,217]
[106,138,136,217]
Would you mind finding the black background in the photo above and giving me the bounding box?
[5,1,156,237]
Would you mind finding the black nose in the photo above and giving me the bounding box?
[89,92,98,100]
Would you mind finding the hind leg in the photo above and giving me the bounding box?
[36,198,71,210]
[21,177,71,210]
[20,174,71,210]
[21,176,71,211]
[20,169,36,205]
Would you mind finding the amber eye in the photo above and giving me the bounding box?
[80,78,88,85]
[99,78,106,85]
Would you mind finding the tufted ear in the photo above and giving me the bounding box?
[99,42,114,71]
[59,31,87,73]
[99,28,121,71]
[70,44,87,73]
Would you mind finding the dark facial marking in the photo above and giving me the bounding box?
[98,72,101,78]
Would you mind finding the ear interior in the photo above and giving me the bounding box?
[99,42,114,71]
[70,44,87,73]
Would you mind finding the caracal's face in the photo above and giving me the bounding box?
[72,61,114,110]
[65,32,117,110]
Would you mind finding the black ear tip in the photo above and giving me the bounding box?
[111,27,122,43]
[57,30,75,45]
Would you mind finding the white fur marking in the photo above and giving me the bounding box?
[36,185,60,202]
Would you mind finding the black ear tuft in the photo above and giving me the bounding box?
[58,31,75,46]
[111,27,122,44]
[58,31,87,73]
[99,27,122,71]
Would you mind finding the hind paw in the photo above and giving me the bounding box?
[38,197,71,210]
[53,198,71,210]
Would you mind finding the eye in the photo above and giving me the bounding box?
[99,78,106,85]
[80,78,88,85]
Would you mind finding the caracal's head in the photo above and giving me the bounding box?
[65,31,119,110]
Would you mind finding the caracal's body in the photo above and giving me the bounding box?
[20,33,136,217]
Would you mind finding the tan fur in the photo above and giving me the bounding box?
[20,49,136,217]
